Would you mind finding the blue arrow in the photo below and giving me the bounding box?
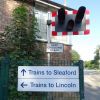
[21,69,26,76]
[21,82,28,88]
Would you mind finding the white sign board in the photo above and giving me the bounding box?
[46,43,63,52]
[18,66,79,92]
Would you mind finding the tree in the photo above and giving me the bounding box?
[71,49,80,61]
[84,45,100,69]
[93,45,100,69]
[5,4,43,60]
[84,60,95,69]
[3,4,44,99]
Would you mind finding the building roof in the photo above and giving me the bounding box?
[16,0,74,10]
[36,0,73,10]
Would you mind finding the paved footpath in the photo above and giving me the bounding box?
[84,70,100,100]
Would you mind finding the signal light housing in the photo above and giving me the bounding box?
[66,19,74,31]
[75,6,86,24]
[58,8,65,25]
[52,6,90,35]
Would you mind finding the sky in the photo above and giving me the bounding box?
[52,0,100,61]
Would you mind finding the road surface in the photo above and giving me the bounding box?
[84,70,100,100]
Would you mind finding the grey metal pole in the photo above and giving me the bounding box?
[47,11,51,100]
[47,11,51,66]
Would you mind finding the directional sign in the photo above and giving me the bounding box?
[18,66,79,92]
[18,78,79,92]
[21,69,26,76]
[46,43,63,52]
[21,82,28,88]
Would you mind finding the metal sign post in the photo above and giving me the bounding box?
[47,11,51,66]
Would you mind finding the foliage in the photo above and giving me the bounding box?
[5,4,42,60]
[3,4,44,99]
[84,60,95,69]
[71,49,80,62]
[84,45,100,69]
[93,45,100,69]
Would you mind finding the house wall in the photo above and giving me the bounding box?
[38,41,72,64]
[0,0,72,62]
[0,0,19,32]
[0,1,73,100]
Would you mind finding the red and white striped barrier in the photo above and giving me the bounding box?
[51,10,90,36]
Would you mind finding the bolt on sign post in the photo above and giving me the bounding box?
[51,6,90,36]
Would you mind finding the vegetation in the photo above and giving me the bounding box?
[2,4,44,99]
[71,46,100,69]
[71,49,80,62]
[84,45,100,69]
[93,45,100,68]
